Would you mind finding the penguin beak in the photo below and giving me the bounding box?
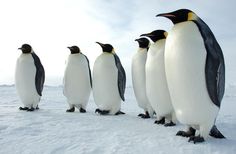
[67,47,72,50]
[156,13,176,18]
[96,42,105,48]
[140,33,154,38]
[18,47,22,50]
[134,39,139,42]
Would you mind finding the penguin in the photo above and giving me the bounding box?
[93,42,126,115]
[132,37,154,119]
[15,44,45,111]
[156,9,225,143]
[63,46,92,113]
[140,30,176,126]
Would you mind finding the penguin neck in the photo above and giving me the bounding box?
[138,48,148,53]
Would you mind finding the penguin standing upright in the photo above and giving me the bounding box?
[15,44,45,111]
[63,46,92,113]
[141,30,176,126]
[93,42,126,115]
[157,9,225,143]
[132,38,154,118]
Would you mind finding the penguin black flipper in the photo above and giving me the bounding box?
[31,52,45,96]
[193,19,225,108]
[83,54,92,88]
[113,54,126,101]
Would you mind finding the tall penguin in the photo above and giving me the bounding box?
[63,46,92,113]
[15,44,45,111]
[141,30,176,126]
[93,42,126,115]
[132,38,154,118]
[157,9,225,143]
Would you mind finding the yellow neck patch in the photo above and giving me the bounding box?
[188,12,198,21]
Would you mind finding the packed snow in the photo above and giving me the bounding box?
[0,85,236,154]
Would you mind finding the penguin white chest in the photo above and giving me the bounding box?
[132,49,149,109]
[15,54,39,105]
[165,22,219,124]
[63,54,91,105]
[93,53,120,113]
[146,40,173,116]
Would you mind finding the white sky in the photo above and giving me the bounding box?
[0,0,235,86]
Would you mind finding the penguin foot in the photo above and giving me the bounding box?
[95,109,109,115]
[209,125,225,139]
[19,107,29,111]
[138,111,150,119]
[164,121,176,127]
[79,108,86,113]
[115,111,125,115]
[176,127,196,137]
[36,105,39,110]
[188,135,205,144]
[66,107,75,112]
[27,108,35,112]
[154,117,165,125]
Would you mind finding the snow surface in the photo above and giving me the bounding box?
[0,85,236,154]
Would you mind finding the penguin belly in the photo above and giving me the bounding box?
[146,41,174,118]
[15,54,40,108]
[132,49,153,114]
[93,53,121,114]
[63,54,91,109]
[165,22,219,129]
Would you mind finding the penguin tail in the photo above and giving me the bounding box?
[209,125,225,139]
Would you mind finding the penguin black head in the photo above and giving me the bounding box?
[135,38,150,49]
[140,30,168,42]
[18,44,32,54]
[96,42,114,53]
[156,9,198,24]
[68,46,80,54]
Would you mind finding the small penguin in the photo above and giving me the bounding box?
[15,44,45,111]
[132,38,154,119]
[157,9,225,143]
[93,42,126,115]
[63,46,92,113]
[141,30,176,126]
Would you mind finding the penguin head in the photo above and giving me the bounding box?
[96,42,114,53]
[156,9,198,24]
[135,38,150,49]
[140,30,168,43]
[18,44,32,54]
[68,46,80,54]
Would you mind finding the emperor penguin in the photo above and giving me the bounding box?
[157,9,225,143]
[132,38,154,118]
[93,42,126,115]
[63,46,92,113]
[15,44,45,111]
[141,30,176,126]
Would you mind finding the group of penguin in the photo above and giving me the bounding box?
[15,9,226,144]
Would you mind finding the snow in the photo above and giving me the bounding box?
[0,85,236,154]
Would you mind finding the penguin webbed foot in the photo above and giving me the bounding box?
[27,107,35,112]
[66,107,75,112]
[36,105,39,110]
[176,127,196,137]
[154,117,165,125]
[138,111,150,119]
[115,111,125,115]
[188,135,205,144]
[19,107,29,111]
[164,121,176,127]
[79,108,86,113]
[95,109,109,115]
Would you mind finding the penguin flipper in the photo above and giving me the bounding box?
[113,54,126,101]
[83,54,92,88]
[31,52,45,96]
[194,19,225,108]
